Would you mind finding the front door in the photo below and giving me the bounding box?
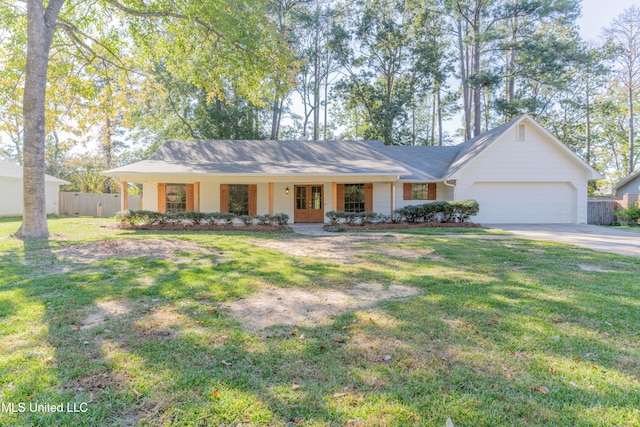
[294,185,324,223]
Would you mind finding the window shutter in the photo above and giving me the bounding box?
[220,184,229,212]
[403,183,412,200]
[364,183,373,212]
[157,183,166,213]
[336,184,345,212]
[186,184,194,211]
[428,183,437,200]
[193,182,200,212]
[248,184,257,216]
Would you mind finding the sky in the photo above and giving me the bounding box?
[577,0,638,41]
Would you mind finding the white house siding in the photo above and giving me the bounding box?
[452,124,590,223]
[394,182,454,210]
[129,174,397,223]
[617,175,640,196]
[0,178,61,216]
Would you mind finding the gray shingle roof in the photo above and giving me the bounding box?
[377,145,462,181]
[0,159,69,184]
[103,139,410,176]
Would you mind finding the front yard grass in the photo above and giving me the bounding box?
[0,216,639,426]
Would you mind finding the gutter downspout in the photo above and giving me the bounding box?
[443,179,456,199]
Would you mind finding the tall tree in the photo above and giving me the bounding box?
[604,6,640,174]
[14,0,291,238]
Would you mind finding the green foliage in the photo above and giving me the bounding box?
[616,202,640,225]
[394,200,479,223]
[116,210,289,227]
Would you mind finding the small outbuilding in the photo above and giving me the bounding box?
[0,159,69,216]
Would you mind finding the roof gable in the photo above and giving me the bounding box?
[443,115,601,180]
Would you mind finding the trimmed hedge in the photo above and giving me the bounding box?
[115,210,289,227]
[325,200,479,225]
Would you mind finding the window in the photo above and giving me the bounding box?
[344,184,365,213]
[228,184,249,216]
[411,183,429,200]
[166,184,187,213]
[403,183,436,200]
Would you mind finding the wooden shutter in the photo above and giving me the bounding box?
[193,182,200,212]
[186,184,194,211]
[403,183,412,200]
[364,183,373,212]
[427,183,437,200]
[220,184,229,212]
[248,184,257,216]
[157,183,166,213]
[336,184,345,212]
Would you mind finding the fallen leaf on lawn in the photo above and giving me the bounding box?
[333,392,348,398]
[446,418,455,427]
[333,337,345,343]
[213,391,219,399]
[574,357,581,361]
[569,382,578,387]
[504,373,512,380]
[535,386,549,394]
[549,367,556,373]
[592,365,598,370]
[206,309,215,314]
[292,382,301,390]
[382,354,392,361]
[87,393,94,404]
[299,333,305,340]
[132,389,142,400]
[221,360,233,367]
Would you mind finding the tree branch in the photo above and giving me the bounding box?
[102,0,250,53]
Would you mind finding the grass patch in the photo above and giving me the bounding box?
[0,216,639,426]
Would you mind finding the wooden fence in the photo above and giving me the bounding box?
[587,198,616,225]
[59,192,141,218]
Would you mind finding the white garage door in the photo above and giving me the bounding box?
[466,182,576,224]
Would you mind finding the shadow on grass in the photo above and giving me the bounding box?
[0,234,639,426]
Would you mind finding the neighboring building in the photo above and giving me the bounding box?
[613,169,640,210]
[0,160,69,216]
[102,115,601,224]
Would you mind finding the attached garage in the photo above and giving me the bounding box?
[466,182,577,224]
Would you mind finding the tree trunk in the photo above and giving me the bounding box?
[457,17,471,141]
[585,77,591,163]
[472,27,481,137]
[437,85,443,146]
[16,0,66,239]
[629,83,635,174]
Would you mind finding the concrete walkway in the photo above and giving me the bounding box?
[488,224,640,258]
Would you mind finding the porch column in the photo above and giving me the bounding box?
[122,181,128,211]
[268,182,274,215]
[390,182,394,217]
[332,182,337,211]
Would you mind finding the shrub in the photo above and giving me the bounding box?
[616,202,640,225]
[450,200,480,222]
[255,214,271,225]
[238,215,254,226]
[185,211,207,225]
[272,213,289,225]
[326,211,340,225]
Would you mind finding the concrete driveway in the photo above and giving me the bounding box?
[489,224,640,258]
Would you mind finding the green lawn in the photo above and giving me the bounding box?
[1,217,639,426]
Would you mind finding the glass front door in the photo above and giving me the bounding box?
[294,185,324,223]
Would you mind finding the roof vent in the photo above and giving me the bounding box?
[517,124,526,141]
